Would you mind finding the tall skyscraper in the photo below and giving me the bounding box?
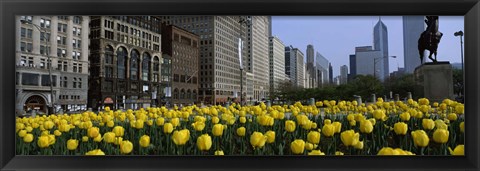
[88,16,163,110]
[403,16,426,73]
[340,65,348,85]
[349,54,356,81]
[306,44,316,88]
[161,24,200,106]
[16,16,90,115]
[355,46,382,77]
[160,16,270,103]
[374,17,389,81]
[329,63,333,84]
[269,36,286,96]
[285,46,304,88]
[315,52,329,86]
[247,16,270,101]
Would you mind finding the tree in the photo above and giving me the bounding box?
[384,74,416,99]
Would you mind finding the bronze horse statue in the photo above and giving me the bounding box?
[418,16,443,64]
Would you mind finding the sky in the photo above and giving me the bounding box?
[271,16,464,77]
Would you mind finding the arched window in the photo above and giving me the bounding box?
[173,88,179,100]
[180,89,185,99]
[130,49,139,80]
[105,45,114,78]
[142,52,151,81]
[105,45,114,64]
[193,90,197,101]
[186,89,191,100]
[116,47,127,79]
[153,56,159,72]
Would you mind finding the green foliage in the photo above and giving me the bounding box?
[452,69,464,96]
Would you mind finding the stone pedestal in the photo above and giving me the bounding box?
[414,62,454,102]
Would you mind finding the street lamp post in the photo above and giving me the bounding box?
[239,16,251,106]
[454,31,464,98]
[373,56,396,79]
[21,19,55,114]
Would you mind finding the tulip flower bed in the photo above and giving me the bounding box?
[15,98,465,156]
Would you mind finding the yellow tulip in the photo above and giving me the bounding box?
[305,142,315,151]
[433,129,449,144]
[435,119,448,130]
[236,127,246,137]
[239,117,246,124]
[163,123,174,134]
[54,130,62,137]
[120,140,133,154]
[460,122,464,133]
[43,121,55,130]
[265,131,276,143]
[250,132,267,148]
[103,132,116,144]
[25,126,33,133]
[156,117,165,126]
[285,120,296,132]
[332,122,342,133]
[373,110,385,120]
[82,136,89,142]
[411,130,429,147]
[171,118,180,127]
[449,145,464,155]
[393,122,408,135]
[378,147,415,155]
[23,133,34,143]
[308,150,325,155]
[18,130,27,138]
[307,131,320,144]
[58,124,71,132]
[340,130,360,146]
[447,113,458,121]
[67,139,79,150]
[349,120,356,126]
[85,149,105,155]
[196,134,212,151]
[354,141,364,149]
[422,119,435,130]
[37,135,50,148]
[455,105,464,114]
[93,134,102,142]
[359,120,373,134]
[400,112,411,121]
[324,119,332,125]
[113,126,125,137]
[192,121,206,131]
[347,114,355,121]
[322,124,335,137]
[87,127,100,138]
[139,135,150,148]
[212,116,220,124]
[214,150,224,155]
[290,139,306,154]
[335,151,344,155]
[135,119,145,129]
[212,124,224,137]
[172,129,190,145]
[107,120,115,128]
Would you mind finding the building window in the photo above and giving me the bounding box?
[40,59,45,69]
[78,78,82,88]
[79,64,83,73]
[63,77,68,88]
[41,75,57,87]
[105,45,114,64]
[20,28,26,38]
[130,49,139,80]
[117,47,127,79]
[73,16,82,24]
[20,56,27,66]
[73,77,77,88]
[73,63,78,72]
[63,61,68,72]
[26,29,33,39]
[153,56,159,72]
[40,32,50,42]
[22,73,39,86]
[142,52,150,81]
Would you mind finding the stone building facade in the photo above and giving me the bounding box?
[161,24,199,106]
[15,16,89,115]
[88,16,163,110]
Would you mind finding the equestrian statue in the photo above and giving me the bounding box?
[418,16,443,64]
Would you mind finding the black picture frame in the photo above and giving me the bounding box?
[1,0,479,170]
